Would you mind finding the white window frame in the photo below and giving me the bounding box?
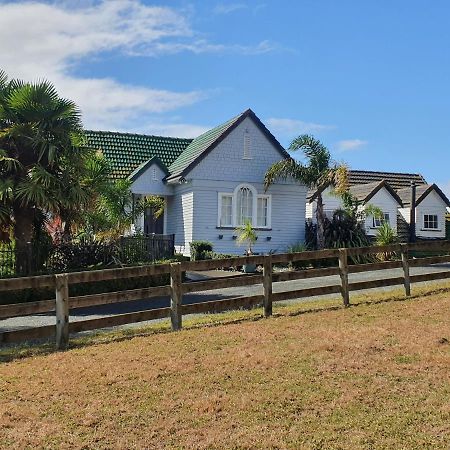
[217,193,233,227]
[256,194,271,228]
[217,184,272,229]
[423,214,439,230]
[373,212,390,228]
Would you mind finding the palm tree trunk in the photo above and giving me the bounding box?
[316,194,326,250]
[13,204,35,275]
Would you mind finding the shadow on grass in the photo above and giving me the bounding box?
[2,282,450,363]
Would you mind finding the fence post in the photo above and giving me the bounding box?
[401,244,411,297]
[263,254,273,317]
[55,273,69,350]
[170,262,183,331]
[338,248,350,307]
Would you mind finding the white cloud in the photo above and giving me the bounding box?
[131,122,210,138]
[151,39,277,55]
[266,117,336,137]
[214,3,247,14]
[0,0,274,130]
[213,3,267,15]
[336,139,368,151]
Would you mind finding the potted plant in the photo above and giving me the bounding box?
[235,220,258,273]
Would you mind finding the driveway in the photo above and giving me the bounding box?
[1,264,450,333]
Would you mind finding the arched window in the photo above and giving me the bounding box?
[236,186,253,225]
[218,184,271,229]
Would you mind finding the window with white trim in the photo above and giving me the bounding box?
[219,194,233,227]
[236,186,253,225]
[218,184,271,228]
[373,213,390,228]
[257,196,269,227]
[423,214,438,229]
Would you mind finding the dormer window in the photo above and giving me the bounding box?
[243,129,251,159]
[373,213,390,228]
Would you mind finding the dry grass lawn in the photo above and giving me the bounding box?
[1,290,450,449]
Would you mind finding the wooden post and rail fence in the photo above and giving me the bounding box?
[1,241,450,350]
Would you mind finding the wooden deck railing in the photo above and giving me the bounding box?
[1,241,450,349]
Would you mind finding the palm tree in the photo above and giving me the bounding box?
[0,70,90,269]
[264,135,348,249]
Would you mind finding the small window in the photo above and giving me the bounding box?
[373,213,390,228]
[423,214,438,229]
[219,194,233,227]
[243,131,251,159]
[257,197,269,227]
[152,167,157,182]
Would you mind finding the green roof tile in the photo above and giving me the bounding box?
[167,111,245,180]
[85,109,288,182]
[85,131,192,180]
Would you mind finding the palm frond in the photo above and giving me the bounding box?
[264,158,314,190]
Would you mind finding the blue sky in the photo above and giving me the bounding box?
[1,0,449,193]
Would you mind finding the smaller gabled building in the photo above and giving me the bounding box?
[397,184,450,239]
[306,170,449,241]
[348,181,403,236]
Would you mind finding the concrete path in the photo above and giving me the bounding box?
[1,263,450,334]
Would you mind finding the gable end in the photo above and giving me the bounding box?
[166,109,290,182]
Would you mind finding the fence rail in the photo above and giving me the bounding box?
[1,241,450,349]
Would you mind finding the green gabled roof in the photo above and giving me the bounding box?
[167,111,245,180]
[85,130,192,180]
[166,109,289,181]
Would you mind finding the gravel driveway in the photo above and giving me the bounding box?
[1,264,450,333]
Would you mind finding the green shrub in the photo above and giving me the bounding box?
[190,241,213,261]
[375,223,398,261]
[375,222,398,246]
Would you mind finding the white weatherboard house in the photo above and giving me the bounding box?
[306,170,450,240]
[86,109,307,255]
[397,184,450,239]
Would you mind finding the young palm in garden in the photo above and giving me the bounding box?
[264,134,348,249]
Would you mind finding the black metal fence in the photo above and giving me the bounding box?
[0,234,175,278]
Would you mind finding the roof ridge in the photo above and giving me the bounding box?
[85,130,193,142]
[349,169,425,177]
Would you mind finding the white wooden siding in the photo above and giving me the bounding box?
[363,187,400,236]
[307,186,343,222]
[416,190,446,238]
[399,190,447,239]
[191,180,306,255]
[187,117,293,184]
[166,184,194,255]
[131,163,173,196]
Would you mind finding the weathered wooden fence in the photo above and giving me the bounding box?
[1,241,450,349]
